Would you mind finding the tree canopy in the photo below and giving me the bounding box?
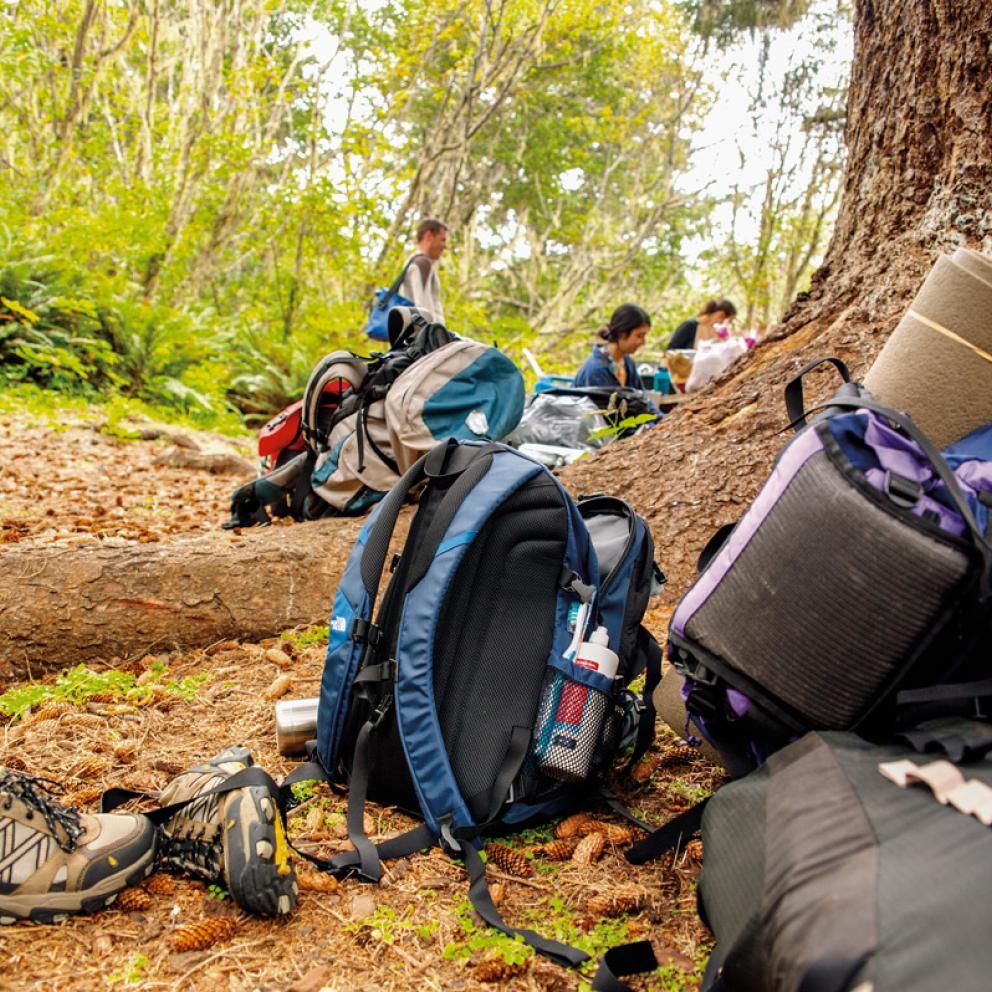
[0,0,849,421]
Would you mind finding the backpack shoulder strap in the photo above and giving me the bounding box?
[315,447,441,774]
[391,445,547,834]
[373,256,418,314]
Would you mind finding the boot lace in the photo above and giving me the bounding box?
[0,771,85,852]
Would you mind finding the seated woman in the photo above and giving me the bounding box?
[668,298,737,350]
[573,303,661,419]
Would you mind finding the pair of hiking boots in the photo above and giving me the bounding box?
[0,746,297,924]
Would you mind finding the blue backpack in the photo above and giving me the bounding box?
[363,257,417,341]
[287,438,664,968]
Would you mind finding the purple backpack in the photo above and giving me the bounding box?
[668,358,992,776]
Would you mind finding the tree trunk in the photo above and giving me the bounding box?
[0,516,409,680]
[563,0,992,605]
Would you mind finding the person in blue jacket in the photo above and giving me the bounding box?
[574,303,661,420]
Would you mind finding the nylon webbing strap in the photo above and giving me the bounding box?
[100,766,280,826]
[591,940,658,991]
[456,836,590,968]
[289,451,316,521]
[897,678,992,707]
[377,256,415,313]
[340,717,383,882]
[898,717,992,763]
[405,443,504,588]
[599,791,656,834]
[783,356,851,430]
[359,448,435,594]
[329,823,438,872]
[465,725,532,825]
[624,799,709,865]
[622,626,663,777]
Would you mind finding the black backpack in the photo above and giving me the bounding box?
[696,719,992,992]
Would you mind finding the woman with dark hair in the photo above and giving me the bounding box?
[573,303,653,389]
[667,298,737,350]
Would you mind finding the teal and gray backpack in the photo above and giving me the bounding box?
[227,309,525,526]
[286,438,664,968]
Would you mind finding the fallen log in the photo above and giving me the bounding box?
[0,516,408,680]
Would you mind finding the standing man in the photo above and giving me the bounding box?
[400,218,448,323]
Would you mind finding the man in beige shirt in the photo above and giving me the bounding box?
[400,218,448,323]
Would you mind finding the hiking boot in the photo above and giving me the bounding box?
[157,745,297,916]
[0,770,157,924]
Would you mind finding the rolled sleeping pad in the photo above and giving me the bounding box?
[864,249,992,448]
[653,669,725,769]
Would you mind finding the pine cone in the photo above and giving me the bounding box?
[474,958,528,982]
[485,843,533,878]
[572,832,606,865]
[656,744,700,769]
[535,838,578,861]
[554,813,592,839]
[86,692,121,704]
[63,713,104,729]
[586,887,648,917]
[586,821,633,845]
[263,674,292,701]
[23,702,75,727]
[113,743,137,764]
[628,755,658,784]
[170,917,240,952]
[72,756,109,780]
[63,786,103,808]
[682,838,704,863]
[115,887,153,913]
[143,874,176,897]
[297,871,338,894]
[150,758,186,776]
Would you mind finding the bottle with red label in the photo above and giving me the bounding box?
[535,626,619,781]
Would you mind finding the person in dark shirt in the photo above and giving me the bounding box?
[573,304,661,422]
[668,298,737,350]
[574,303,652,389]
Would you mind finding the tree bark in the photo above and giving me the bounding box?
[0,515,409,680]
[563,0,992,604]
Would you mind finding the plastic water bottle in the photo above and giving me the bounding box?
[536,627,619,781]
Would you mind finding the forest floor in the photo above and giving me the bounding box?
[0,409,724,992]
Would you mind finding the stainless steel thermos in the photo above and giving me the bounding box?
[274,696,319,756]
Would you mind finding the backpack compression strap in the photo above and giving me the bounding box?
[326,818,592,969]
[587,801,711,991]
[342,441,507,881]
